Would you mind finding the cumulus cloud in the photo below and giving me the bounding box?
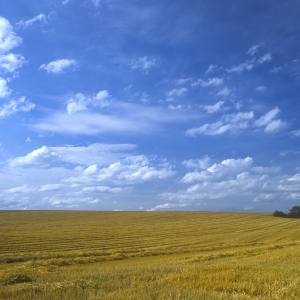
[66,154,175,185]
[254,107,287,133]
[202,101,224,113]
[182,156,211,169]
[40,59,77,74]
[66,90,110,115]
[186,111,254,136]
[181,157,253,183]
[9,146,60,166]
[0,17,22,54]
[66,94,87,115]
[130,56,158,71]
[0,97,35,118]
[17,14,47,27]
[0,53,25,73]
[0,77,10,97]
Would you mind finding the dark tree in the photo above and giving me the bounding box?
[272,210,286,218]
[288,206,300,218]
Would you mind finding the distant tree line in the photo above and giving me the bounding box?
[273,206,300,218]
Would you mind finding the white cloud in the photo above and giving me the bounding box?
[130,56,158,71]
[81,186,122,193]
[38,184,62,191]
[17,14,47,27]
[10,143,137,169]
[91,0,101,7]
[247,44,261,56]
[33,101,197,135]
[217,87,231,96]
[175,77,192,85]
[0,77,10,97]
[255,85,266,91]
[264,119,287,133]
[148,202,188,211]
[258,53,272,64]
[40,59,77,74]
[66,91,110,115]
[4,185,35,194]
[0,53,25,73]
[166,87,187,99]
[202,101,224,113]
[205,64,217,74]
[255,107,280,127]
[181,157,253,183]
[0,97,35,118]
[95,90,109,101]
[192,77,223,87]
[66,154,175,185]
[9,146,60,166]
[269,66,282,74]
[254,107,287,133]
[186,111,254,136]
[0,17,22,54]
[227,62,254,73]
[292,130,300,137]
[66,94,87,115]
[182,156,210,169]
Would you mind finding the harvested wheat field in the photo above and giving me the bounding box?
[0,211,300,299]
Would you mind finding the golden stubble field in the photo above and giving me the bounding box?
[0,211,300,299]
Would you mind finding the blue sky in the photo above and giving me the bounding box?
[0,0,299,211]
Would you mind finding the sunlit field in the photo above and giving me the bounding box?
[1,211,300,299]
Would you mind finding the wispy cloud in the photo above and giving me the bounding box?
[227,62,254,73]
[192,77,223,87]
[91,0,101,7]
[130,56,159,71]
[247,44,261,56]
[17,14,47,27]
[258,53,272,64]
[40,59,78,74]
[186,111,254,136]
[254,107,287,133]
[202,101,224,113]
[166,87,187,100]
[0,97,35,118]
[255,85,266,91]
[205,64,217,74]
[33,100,197,136]
[217,87,231,96]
